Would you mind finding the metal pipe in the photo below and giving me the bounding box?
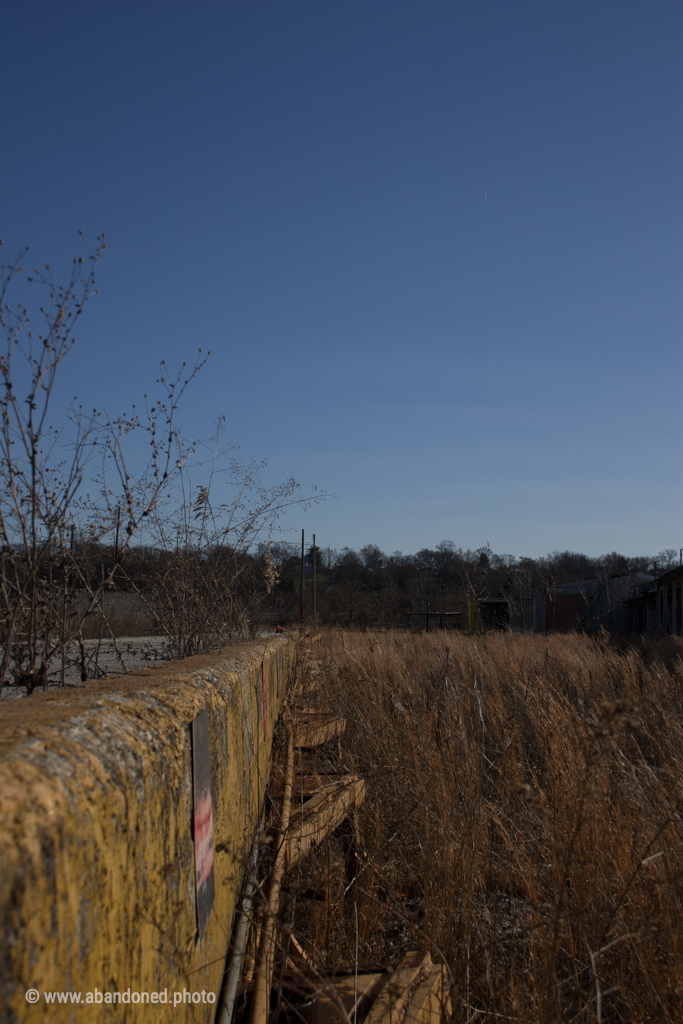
[248,721,295,1024]
[217,833,260,1024]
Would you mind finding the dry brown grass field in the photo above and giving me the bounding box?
[287,629,683,1023]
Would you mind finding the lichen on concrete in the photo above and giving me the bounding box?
[0,635,294,1023]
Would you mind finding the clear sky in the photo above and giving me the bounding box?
[2,1,681,558]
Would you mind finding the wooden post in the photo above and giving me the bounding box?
[248,722,295,1024]
[313,533,317,625]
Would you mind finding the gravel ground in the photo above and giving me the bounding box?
[0,637,169,700]
[0,631,285,699]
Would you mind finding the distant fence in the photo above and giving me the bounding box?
[405,611,465,631]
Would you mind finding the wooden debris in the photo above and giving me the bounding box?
[294,713,346,748]
[285,775,365,872]
[306,972,386,1024]
[285,931,315,970]
[403,966,451,1024]
[279,957,450,1024]
[271,771,353,800]
[363,951,432,1024]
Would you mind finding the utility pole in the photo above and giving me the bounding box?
[114,505,121,564]
[312,533,317,625]
[300,529,305,624]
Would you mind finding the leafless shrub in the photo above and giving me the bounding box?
[118,419,326,657]
[0,236,315,690]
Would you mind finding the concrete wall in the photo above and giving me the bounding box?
[0,635,295,1023]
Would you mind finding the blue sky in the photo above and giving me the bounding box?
[2,0,681,557]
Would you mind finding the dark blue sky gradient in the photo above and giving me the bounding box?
[2,1,681,555]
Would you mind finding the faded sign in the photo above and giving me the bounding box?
[191,710,215,941]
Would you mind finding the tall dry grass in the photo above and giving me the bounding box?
[291,629,683,1023]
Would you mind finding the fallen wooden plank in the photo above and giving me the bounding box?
[288,776,360,820]
[287,961,449,1024]
[306,972,386,1024]
[403,966,451,1024]
[363,952,432,1024]
[271,771,353,800]
[294,713,346,748]
[286,932,315,970]
[285,776,365,872]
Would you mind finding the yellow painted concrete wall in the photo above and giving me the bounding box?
[0,634,295,1023]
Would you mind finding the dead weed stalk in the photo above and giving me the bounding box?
[288,629,683,1023]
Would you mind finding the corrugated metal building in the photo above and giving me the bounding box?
[532,574,654,634]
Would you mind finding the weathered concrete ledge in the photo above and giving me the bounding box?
[0,634,295,1023]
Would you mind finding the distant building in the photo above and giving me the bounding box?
[405,611,464,632]
[415,570,680,636]
[532,574,654,634]
[623,565,683,635]
[473,595,534,632]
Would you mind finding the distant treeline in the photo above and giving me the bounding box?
[255,541,678,627]
[3,539,674,675]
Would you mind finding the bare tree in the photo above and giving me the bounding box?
[0,236,106,694]
[0,237,208,695]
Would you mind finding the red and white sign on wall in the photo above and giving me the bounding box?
[191,710,215,941]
